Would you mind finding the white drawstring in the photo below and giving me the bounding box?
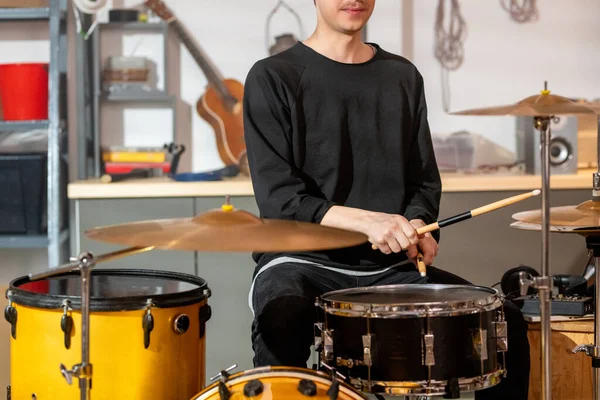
[73,0,107,14]
[72,0,108,40]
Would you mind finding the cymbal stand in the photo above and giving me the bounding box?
[571,115,600,400]
[519,115,553,400]
[27,246,153,400]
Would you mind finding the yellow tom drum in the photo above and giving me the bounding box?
[5,269,212,400]
[190,366,368,400]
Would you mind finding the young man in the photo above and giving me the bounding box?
[242,1,530,399]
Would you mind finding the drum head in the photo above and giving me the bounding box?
[7,269,210,311]
[320,284,501,317]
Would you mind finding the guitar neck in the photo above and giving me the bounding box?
[170,19,232,101]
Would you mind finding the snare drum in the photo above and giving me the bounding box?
[315,284,507,397]
[6,269,212,400]
[190,366,367,400]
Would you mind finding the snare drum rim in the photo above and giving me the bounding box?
[7,269,211,311]
[318,284,502,317]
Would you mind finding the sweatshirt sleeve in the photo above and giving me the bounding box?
[243,62,336,223]
[403,73,442,230]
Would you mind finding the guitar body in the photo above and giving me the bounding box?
[196,78,246,166]
[145,0,247,166]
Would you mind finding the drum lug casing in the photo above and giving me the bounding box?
[142,299,155,349]
[362,333,375,367]
[493,321,508,352]
[314,322,334,363]
[4,292,17,340]
[198,304,212,339]
[472,329,488,361]
[423,333,435,366]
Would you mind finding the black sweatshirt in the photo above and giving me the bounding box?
[243,42,442,271]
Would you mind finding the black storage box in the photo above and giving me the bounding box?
[0,153,68,234]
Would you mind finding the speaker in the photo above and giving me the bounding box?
[516,116,578,174]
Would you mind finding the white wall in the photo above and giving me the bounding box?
[2,0,600,170]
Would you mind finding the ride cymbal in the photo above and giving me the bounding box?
[85,205,368,252]
[512,200,600,227]
[510,220,600,236]
[451,87,600,117]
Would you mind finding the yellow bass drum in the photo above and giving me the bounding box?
[5,269,212,400]
[190,366,368,400]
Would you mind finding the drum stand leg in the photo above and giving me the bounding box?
[28,246,153,400]
[519,113,553,400]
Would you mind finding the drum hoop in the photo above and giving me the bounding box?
[6,269,211,311]
[350,368,504,395]
[194,366,367,400]
[319,284,502,318]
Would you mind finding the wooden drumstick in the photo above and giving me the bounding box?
[416,252,426,277]
[371,189,541,250]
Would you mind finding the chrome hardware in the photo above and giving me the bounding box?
[60,363,93,386]
[362,333,374,367]
[572,344,600,358]
[336,357,358,368]
[519,272,552,296]
[323,329,334,362]
[210,364,238,382]
[320,361,347,380]
[473,329,488,361]
[493,321,508,352]
[142,299,154,349]
[423,333,435,366]
[173,314,190,334]
[313,322,323,350]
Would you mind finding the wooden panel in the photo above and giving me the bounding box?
[76,198,196,274]
[528,321,594,400]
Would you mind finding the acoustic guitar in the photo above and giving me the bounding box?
[145,0,246,167]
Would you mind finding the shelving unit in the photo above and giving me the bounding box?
[0,0,69,267]
[77,18,175,178]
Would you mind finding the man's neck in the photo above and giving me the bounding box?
[303,27,373,64]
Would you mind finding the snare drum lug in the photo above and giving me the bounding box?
[472,329,488,361]
[313,323,323,350]
[493,321,508,352]
[4,305,17,340]
[362,333,375,367]
[198,304,212,339]
[423,333,435,366]
[323,329,334,362]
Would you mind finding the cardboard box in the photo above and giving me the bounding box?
[0,0,48,7]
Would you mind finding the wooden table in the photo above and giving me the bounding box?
[527,319,594,400]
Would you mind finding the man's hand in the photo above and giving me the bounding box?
[320,207,439,264]
[405,219,439,266]
[359,212,422,255]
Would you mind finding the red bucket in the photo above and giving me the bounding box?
[0,63,48,121]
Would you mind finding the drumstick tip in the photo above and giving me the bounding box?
[532,189,541,196]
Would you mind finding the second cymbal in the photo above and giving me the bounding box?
[451,86,600,117]
[512,200,600,228]
[85,205,368,252]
